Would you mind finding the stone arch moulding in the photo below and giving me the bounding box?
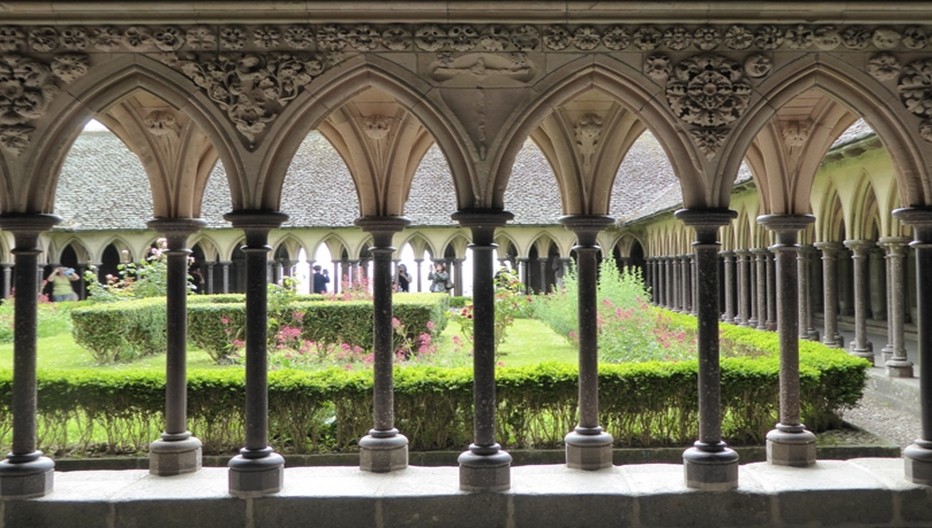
[486,54,708,212]
[51,237,91,264]
[719,53,932,211]
[17,54,246,217]
[851,171,883,240]
[257,55,477,213]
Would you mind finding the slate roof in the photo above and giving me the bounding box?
[53,121,870,232]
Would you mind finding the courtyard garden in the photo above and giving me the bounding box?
[0,258,869,458]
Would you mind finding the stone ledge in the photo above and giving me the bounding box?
[3,458,932,527]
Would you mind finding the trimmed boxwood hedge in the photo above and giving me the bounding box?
[0,326,867,456]
[73,293,450,364]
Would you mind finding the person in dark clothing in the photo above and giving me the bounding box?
[312,264,330,293]
[396,263,412,292]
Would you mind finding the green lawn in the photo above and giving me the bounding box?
[0,313,577,371]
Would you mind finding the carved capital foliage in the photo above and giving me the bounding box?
[362,114,393,141]
[574,113,603,169]
[782,120,812,148]
[160,51,334,149]
[868,52,901,81]
[898,58,932,143]
[0,52,89,156]
[144,109,179,137]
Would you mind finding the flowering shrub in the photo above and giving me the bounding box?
[536,260,695,362]
[83,238,197,302]
[452,269,528,355]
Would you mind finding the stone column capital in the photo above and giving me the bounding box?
[878,236,911,250]
[224,211,288,248]
[758,214,814,246]
[355,216,410,246]
[843,239,874,254]
[814,241,843,254]
[147,218,206,250]
[675,208,736,244]
[559,215,613,246]
[720,250,735,259]
[452,209,513,245]
[0,214,61,250]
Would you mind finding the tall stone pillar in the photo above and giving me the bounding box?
[537,257,548,293]
[561,216,614,470]
[722,251,736,322]
[665,256,674,309]
[147,219,205,476]
[517,257,530,294]
[844,240,874,361]
[453,210,513,492]
[765,250,777,330]
[205,262,216,294]
[676,209,739,490]
[414,258,423,293]
[453,257,465,296]
[869,247,887,322]
[223,211,287,498]
[759,214,816,467]
[1,263,12,299]
[797,246,819,341]
[736,250,751,326]
[815,241,842,348]
[684,254,695,316]
[753,248,768,330]
[0,214,60,498]
[879,237,912,378]
[893,208,932,484]
[219,261,231,294]
[649,258,659,304]
[355,217,410,472]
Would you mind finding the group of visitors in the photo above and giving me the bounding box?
[393,262,453,294]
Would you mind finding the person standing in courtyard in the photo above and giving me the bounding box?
[44,266,79,302]
[312,265,330,294]
[396,263,412,292]
[428,262,450,293]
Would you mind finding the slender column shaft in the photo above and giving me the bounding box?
[815,242,842,348]
[147,219,205,476]
[798,246,812,340]
[685,255,695,315]
[722,252,735,321]
[206,262,215,294]
[220,261,231,294]
[356,218,409,472]
[666,257,674,308]
[766,251,777,330]
[754,249,767,330]
[845,240,874,360]
[894,208,932,483]
[676,209,738,491]
[0,214,60,498]
[224,212,287,498]
[737,250,750,325]
[760,215,816,467]
[880,237,912,377]
[454,211,512,491]
[1,263,11,299]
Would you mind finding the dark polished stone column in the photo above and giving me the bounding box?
[147,219,206,476]
[736,249,751,326]
[685,255,696,316]
[879,237,912,377]
[665,256,674,309]
[223,211,287,498]
[1,263,12,299]
[797,245,819,341]
[844,240,874,361]
[759,215,816,467]
[894,208,932,483]
[453,210,513,492]
[815,242,843,348]
[0,214,60,498]
[205,262,215,294]
[672,255,682,312]
[753,248,767,330]
[722,251,736,322]
[355,217,410,472]
[676,209,739,490]
[453,257,465,296]
[560,216,614,470]
[765,250,777,330]
[649,258,659,304]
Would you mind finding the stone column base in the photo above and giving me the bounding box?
[0,455,54,498]
[149,436,202,476]
[766,427,816,467]
[457,448,512,492]
[565,430,613,470]
[683,445,739,491]
[904,442,932,484]
[228,451,284,498]
[880,345,894,363]
[884,359,914,378]
[359,433,408,473]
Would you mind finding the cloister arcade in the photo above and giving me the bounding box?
[3,2,932,526]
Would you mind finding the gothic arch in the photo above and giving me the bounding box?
[720,53,932,210]
[487,54,705,212]
[19,54,242,216]
[259,55,475,212]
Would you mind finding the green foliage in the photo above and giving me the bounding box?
[83,239,197,302]
[0,302,75,344]
[452,269,528,353]
[536,260,693,362]
[70,298,167,363]
[4,339,867,456]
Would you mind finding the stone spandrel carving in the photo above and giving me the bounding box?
[144,109,180,137]
[574,113,603,170]
[666,54,751,128]
[690,127,729,159]
[644,54,671,82]
[782,120,812,148]
[743,53,772,79]
[162,52,329,148]
[898,58,932,142]
[868,52,901,81]
[362,115,393,141]
[0,53,90,156]
[903,27,929,50]
[429,52,534,84]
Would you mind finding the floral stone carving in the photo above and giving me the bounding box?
[162,52,329,147]
[0,53,89,156]
[898,58,932,142]
[574,113,603,170]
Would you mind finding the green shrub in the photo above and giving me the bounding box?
[71,298,166,363]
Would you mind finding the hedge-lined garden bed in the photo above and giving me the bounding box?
[2,322,867,456]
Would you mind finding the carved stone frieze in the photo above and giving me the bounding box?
[429,52,534,84]
[666,54,751,128]
[690,127,729,160]
[868,52,901,81]
[0,52,90,156]
[0,23,925,53]
[898,58,932,142]
[743,53,772,78]
[161,51,331,148]
[644,54,671,82]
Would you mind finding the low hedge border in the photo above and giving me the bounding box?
[0,328,867,456]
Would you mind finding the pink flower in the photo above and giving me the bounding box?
[392,317,402,329]
[220,316,231,325]
[426,320,435,331]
